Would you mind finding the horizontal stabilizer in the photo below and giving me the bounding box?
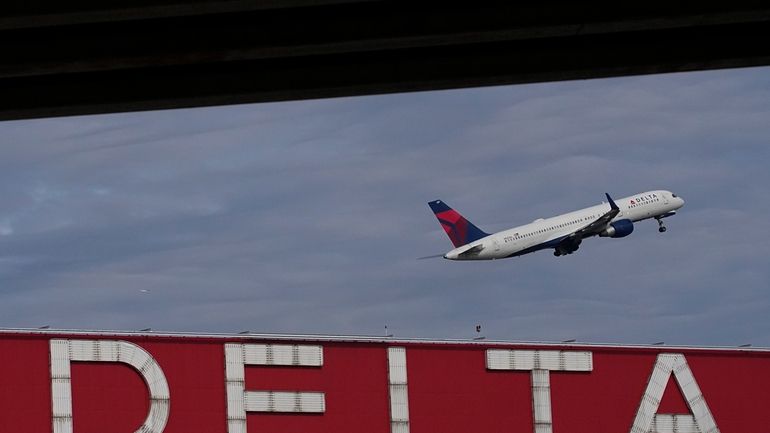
[417,253,445,260]
[458,244,484,257]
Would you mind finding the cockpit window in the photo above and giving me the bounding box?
[672,193,678,198]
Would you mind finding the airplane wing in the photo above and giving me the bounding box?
[557,193,620,249]
[571,193,620,239]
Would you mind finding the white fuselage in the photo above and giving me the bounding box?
[444,190,685,260]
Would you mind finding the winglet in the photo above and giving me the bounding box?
[605,193,619,210]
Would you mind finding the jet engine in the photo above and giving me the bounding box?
[599,219,634,238]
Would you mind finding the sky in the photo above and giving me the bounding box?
[1,67,769,346]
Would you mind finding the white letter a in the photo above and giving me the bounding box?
[630,353,719,433]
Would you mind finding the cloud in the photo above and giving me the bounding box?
[1,67,770,346]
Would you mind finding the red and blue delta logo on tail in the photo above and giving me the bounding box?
[429,200,490,248]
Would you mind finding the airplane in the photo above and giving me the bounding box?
[428,190,684,260]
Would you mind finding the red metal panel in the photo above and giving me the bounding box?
[551,351,653,432]
[0,339,51,433]
[71,363,148,433]
[2,331,770,433]
[688,354,770,432]
[144,341,227,433]
[244,344,390,433]
[407,346,534,433]
[657,376,690,414]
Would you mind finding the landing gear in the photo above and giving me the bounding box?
[655,217,667,233]
[554,239,581,257]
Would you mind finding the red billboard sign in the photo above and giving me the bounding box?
[1,330,768,433]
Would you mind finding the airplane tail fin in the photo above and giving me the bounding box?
[428,200,490,248]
